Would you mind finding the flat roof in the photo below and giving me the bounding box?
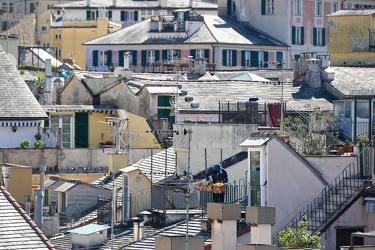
[67,224,111,235]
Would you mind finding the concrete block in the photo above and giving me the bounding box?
[155,236,204,250]
[207,203,241,221]
[237,244,277,250]
[246,206,276,225]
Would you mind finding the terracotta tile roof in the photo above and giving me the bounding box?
[0,185,57,249]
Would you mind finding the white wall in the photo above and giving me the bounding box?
[0,125,40,148]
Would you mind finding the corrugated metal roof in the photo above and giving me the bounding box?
[67,224,110,235]
[54,182,78,192]
[44,178,57,188]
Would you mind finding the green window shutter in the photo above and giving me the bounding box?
[276,52,283,68]
[119,50,124,67]
[132,50,137,66]
[155,50,160,62]
[232,50,237,66]
[292,26,296,45]
[162,50,168,61]
[176,49,181,59]
[184,11,189,21]
[75,113,89,148]
[190,49,196,58]
[121,11,125,21]
[250,51,259,67]
[301,26,305,45]
[263,51,268,68]
[322,28,326,46]
[134,11,138,21]
[141,50,147,65]
[93,50,98,66]
[227,0,232,16]
[204,49,209,61]
[108,11,112,19]
[241,51,245,66]
[86,10,91,20]
[106,50,112,66]
[313,27,317,46]
[96,10,99,19]
[294,54,301,59]
[261,0,266,15]
[173,12,178,20]
[222,50,227,66]
[44,114,49,127]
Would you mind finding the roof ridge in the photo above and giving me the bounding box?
[0,185,57,249]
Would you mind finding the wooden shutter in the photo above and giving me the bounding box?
[86,10,91,20]
[96,10,99,19]
[121,11,125,21]
[162,50,168,61]
[250,51,259,67]
[119,50,124,67]
[141,50,147,66]
[261,0,266,15]
[93,50,98,66]
[44,114,49,127]
[292,26,296,45]
[108,11,112,20]
[222,50,227,66]
[132,50,137,66]
[313,27,317,46]
[204,49,209,61]
[75,113,88,148]
[232,50,237,66]
[184,11,189,21]
[263,51,268,68]
[190,49,196,59]
[322,28,326,46]
[301,26,305,45]
[155,50,160,62]
[106,50,112,66]
[134,11,139,21]
[276,52,283,68]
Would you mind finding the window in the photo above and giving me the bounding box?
[147,50,155,65]
[41,26,48,32]
[119,50,136,67]
[292,26,304,45]
[121,11,137,21]
[43,43,50,48]
[55,48,61,58]
[29,3,35,14]
[315,0,322,16]
[47,4,53,10]
[50,115,72,148]
[9,3,13,13]
[196,49,205,59]
[99,51,108,66]
[57,10,61,15]
[261,0,274,15]
[167,49,179,62]
[242,51,251,67]
[345,3,351,9]
[276,52,283,68]
[223,49,237,66]
[2,3,7,12]
[313,27,325,46]
[332,2,338,13]
[55,34,61,40]
[294,0,301,15]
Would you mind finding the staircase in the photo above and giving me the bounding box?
[274,144,374,243]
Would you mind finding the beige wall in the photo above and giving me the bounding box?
[59,76,92,105]
[89,112,114,148]
[3,165,33,206]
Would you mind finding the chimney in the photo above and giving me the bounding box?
[139,211,151,239]
[306,58,321,88]
[113,0,116,6]
[132,217,140,241]
[44,59,53,105]
[50,200,57,215]
[87,0,90,6]
[121,52,133,80]
[24,195,31,216]
[34,191,44,230]
[207,203,241,250]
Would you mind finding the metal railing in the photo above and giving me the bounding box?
[273,143,374,244]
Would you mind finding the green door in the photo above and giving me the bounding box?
[75,113,88,148]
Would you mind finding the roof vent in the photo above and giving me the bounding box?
[185,96,193,102]
[191,103,199,108]
[180,90,187,96]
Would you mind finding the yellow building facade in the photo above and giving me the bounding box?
[328,10,375,67]
[49,17,122,69]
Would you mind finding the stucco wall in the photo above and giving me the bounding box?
[59,76,93,105]
[67,184,111,212]
[267,138,326,235]
[173,124,257,177]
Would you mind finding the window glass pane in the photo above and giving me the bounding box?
[344,101,351,118]
[334,102,344,118]
[357,101,370,119]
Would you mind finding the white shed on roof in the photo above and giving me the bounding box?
[68,224,110,248]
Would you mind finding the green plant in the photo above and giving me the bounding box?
[34,140,45,148]
[20,139,30,148]
[34,72,44,87]
[359,135,370,146]
[278,217,324,249]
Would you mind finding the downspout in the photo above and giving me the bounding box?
[354,98,357,144]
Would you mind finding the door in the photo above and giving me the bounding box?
[336,228,364,250]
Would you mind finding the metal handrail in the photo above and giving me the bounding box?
[273,143,374,243]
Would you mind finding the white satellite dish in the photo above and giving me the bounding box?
[65,204,81,223]
[114,67,124,77]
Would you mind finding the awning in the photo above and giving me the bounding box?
[0,121,41,127]
[54,182,78,192]
[43,105,117,115]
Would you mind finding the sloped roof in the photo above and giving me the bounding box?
[327,67,375,97]
[328,9,375,16]
[56,0,217,9]
[0,47,47,120]
[81,77,123,96]
[0,186,56,249]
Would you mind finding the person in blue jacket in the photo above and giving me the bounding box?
[205,163,228,202]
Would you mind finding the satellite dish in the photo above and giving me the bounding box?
[65,204,81,223]
[114,67,124,77]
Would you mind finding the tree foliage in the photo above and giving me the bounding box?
[278,217,324,249]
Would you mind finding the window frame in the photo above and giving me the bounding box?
[147,50,155,65]
[55,34,62,40]
[244,50,251,67]
[294,0,301,15]
[266,0,274,15]
[315,0,322,16]
[41,25,48,32]
[332,2,338,13]
[225,49,232,66]
[314,27,325,46]
[293,26,304,45]
[50,114,73,148]
[99,51,108,66]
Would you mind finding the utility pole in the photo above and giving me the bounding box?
[184,128,192,250]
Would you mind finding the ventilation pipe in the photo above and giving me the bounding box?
[44,59,53,105]
[87,0,90,6]
[40,166,46,201]
[1,166,11,190]
[34,191,44,230]
[113,0,117,7]
[50,200,57,215]
[24,195,31,216]
[132,217,140,241]
[139,211,151,239]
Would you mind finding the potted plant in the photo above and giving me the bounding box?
[360,135,370,146]
[20,139,30,148]
[34,140,45,148]
[34,72,44,93]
